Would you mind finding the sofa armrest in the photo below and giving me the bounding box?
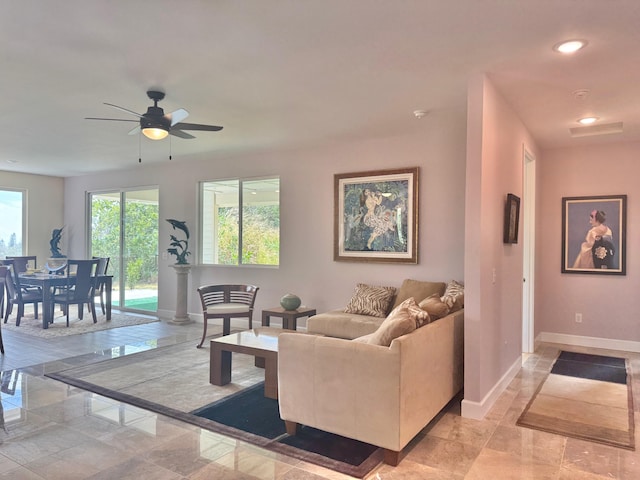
[278,333,402,448]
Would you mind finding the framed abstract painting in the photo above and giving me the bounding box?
[561,195,626,275]
[334,167,418,263]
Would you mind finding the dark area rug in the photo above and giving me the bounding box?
[551,351,627,384]
[192,382,381,474]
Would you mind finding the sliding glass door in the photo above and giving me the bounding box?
[89,188,159,313]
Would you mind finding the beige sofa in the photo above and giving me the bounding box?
[277,279,464,465]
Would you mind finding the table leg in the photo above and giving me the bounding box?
[263,355,278,399]
[210,343,232,386]
[105,277,112,320]
[42,283,52,329]
[261,311,270,326]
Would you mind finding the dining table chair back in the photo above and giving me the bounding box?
[51,259,100,326]
[6,256,37,274]
[91,256,110,314]
[0,266,7,354]
[0,265,7,320]
[2,261,41,326]
[196,284,259,348]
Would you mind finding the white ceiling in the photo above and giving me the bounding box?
[1,1,639,177]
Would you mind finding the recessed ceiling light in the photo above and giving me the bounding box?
[553,39,588,54]
[578,116,599,125]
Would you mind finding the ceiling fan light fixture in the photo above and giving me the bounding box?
[142,126,169,140]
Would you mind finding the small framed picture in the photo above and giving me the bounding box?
[334,167,418,263]
[561,195,626,275]
[503,194,520,244]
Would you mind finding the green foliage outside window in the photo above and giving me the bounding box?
[91,198,158,288]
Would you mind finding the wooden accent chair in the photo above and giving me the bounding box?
[196,284,259,348]
[50,259,99,326]
[1,260,42,326]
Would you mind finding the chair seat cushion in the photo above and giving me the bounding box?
[206,303,250,315]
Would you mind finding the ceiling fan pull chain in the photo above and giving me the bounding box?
[139,131,142,163]
[169,134,172,160]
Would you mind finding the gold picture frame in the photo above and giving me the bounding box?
[334,167,418,263]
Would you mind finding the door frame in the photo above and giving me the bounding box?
[522,147,536,353]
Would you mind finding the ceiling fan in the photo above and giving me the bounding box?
[85,90,223,140]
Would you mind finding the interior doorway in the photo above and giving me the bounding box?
[522,148,536,353]
[88,188,159,313]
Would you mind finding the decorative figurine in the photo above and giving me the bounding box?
[50,227,66,258]
[166,219,191,264]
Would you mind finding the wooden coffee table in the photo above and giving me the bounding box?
[209,327,288,399]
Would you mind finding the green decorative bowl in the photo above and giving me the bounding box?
[280,293,301,311]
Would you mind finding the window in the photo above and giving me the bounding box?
[200,177,280,265]
[0,189,25,258]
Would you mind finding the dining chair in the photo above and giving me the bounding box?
[91,256,110,315]
[0,266,7,354]
[196,284,259,348]
[0,265,6,322]
[3,263,42,326]
[6,256,37,273]
[50,259,100,326]
[6,256,41,295]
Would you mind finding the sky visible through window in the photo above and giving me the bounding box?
[0,189,23,251]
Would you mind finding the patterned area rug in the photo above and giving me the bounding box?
[45,339,382,477]
[2,311,159,337]
[517,351,635,450]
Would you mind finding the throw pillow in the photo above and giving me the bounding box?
[407,297,431,328]
[441,280,464,312]
[366,298,417,346]
[419,293,450,320]
[344,283,396,318]
[392,279,446,308]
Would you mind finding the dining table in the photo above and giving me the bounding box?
[18,273,113,329]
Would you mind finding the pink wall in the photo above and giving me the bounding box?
[536,142,640,342]
[464,74,539,410]
[62,107,467,321]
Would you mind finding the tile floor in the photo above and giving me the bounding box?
[0,316,638,479]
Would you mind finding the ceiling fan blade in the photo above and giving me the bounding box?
[166,108,189,126]
[173,122,223,132]
[128,125,141,136]
[85,117,139,122]
[104,102,144,118]
[169,129,196,139]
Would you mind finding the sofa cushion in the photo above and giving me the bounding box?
[441,280,464,312]
[307,310,384,339]
[344,283,396,318]
[418,294,450,320]
[392,279,446,308]
[360,298,430,347]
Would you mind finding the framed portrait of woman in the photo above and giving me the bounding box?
[561,195,626,275]
[334,167,418,263]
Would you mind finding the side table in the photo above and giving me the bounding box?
[261,306,316,330]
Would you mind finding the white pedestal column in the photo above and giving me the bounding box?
[169,264,194,325]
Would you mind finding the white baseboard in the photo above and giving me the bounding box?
[537,332,640,353]
[461,355,522,420]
